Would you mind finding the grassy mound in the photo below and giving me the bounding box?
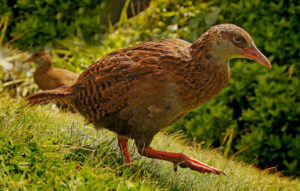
[0,96,299,190]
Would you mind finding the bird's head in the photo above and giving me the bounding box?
[22,51,52,66]
[203,24,271,68]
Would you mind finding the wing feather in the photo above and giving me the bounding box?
[72,39,191,123]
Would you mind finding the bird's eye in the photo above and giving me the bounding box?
[233,35,242,43]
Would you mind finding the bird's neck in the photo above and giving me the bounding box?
[190,36,231,71]
[37,60,53,71]
[180,37,230,110]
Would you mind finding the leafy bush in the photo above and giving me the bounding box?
[0,0,111,49]
[237,64,300,175]
[0,0,150,50]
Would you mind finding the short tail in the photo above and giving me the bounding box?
[26,86,73,105]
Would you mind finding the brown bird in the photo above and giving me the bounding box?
[26,24,271,175]
[22,51,79,90]
[23,51,79,112]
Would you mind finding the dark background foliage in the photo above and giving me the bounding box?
[0,0,149,49]
[0,0,299,176]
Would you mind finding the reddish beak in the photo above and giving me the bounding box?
[241,46,272,68]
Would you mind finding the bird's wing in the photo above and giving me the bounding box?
[77,38,191,82]
[72,53,164,123]
[72,39,192,123]
[56,69,79,85]
[45,68,78,88]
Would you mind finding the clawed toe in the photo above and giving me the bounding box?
[179,157,226,175]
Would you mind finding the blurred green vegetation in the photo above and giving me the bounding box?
[0,0,299,177]
[0,0,104,49]
[0,0,149,49]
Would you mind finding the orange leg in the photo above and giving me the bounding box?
[118,136,131,163]
[138,147,225,175]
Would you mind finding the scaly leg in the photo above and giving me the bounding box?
[138,147,225,175]
[118,136,131,163]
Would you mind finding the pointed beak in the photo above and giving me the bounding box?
[241,45,272,68]
[22,57,33,64]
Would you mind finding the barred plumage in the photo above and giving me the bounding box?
[26,24,271,175]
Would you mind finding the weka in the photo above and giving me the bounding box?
[23,51,79,90]
[23,52,79,112]
[26,24,271,175]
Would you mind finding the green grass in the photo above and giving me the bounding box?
[0,96,299,191]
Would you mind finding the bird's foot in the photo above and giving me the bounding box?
[138,147,225,175]
[178,157,226,175]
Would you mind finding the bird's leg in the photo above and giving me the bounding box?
[118,136,131,164]
[138,147,225,175]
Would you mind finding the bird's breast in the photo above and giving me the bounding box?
[177,63,230,110]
